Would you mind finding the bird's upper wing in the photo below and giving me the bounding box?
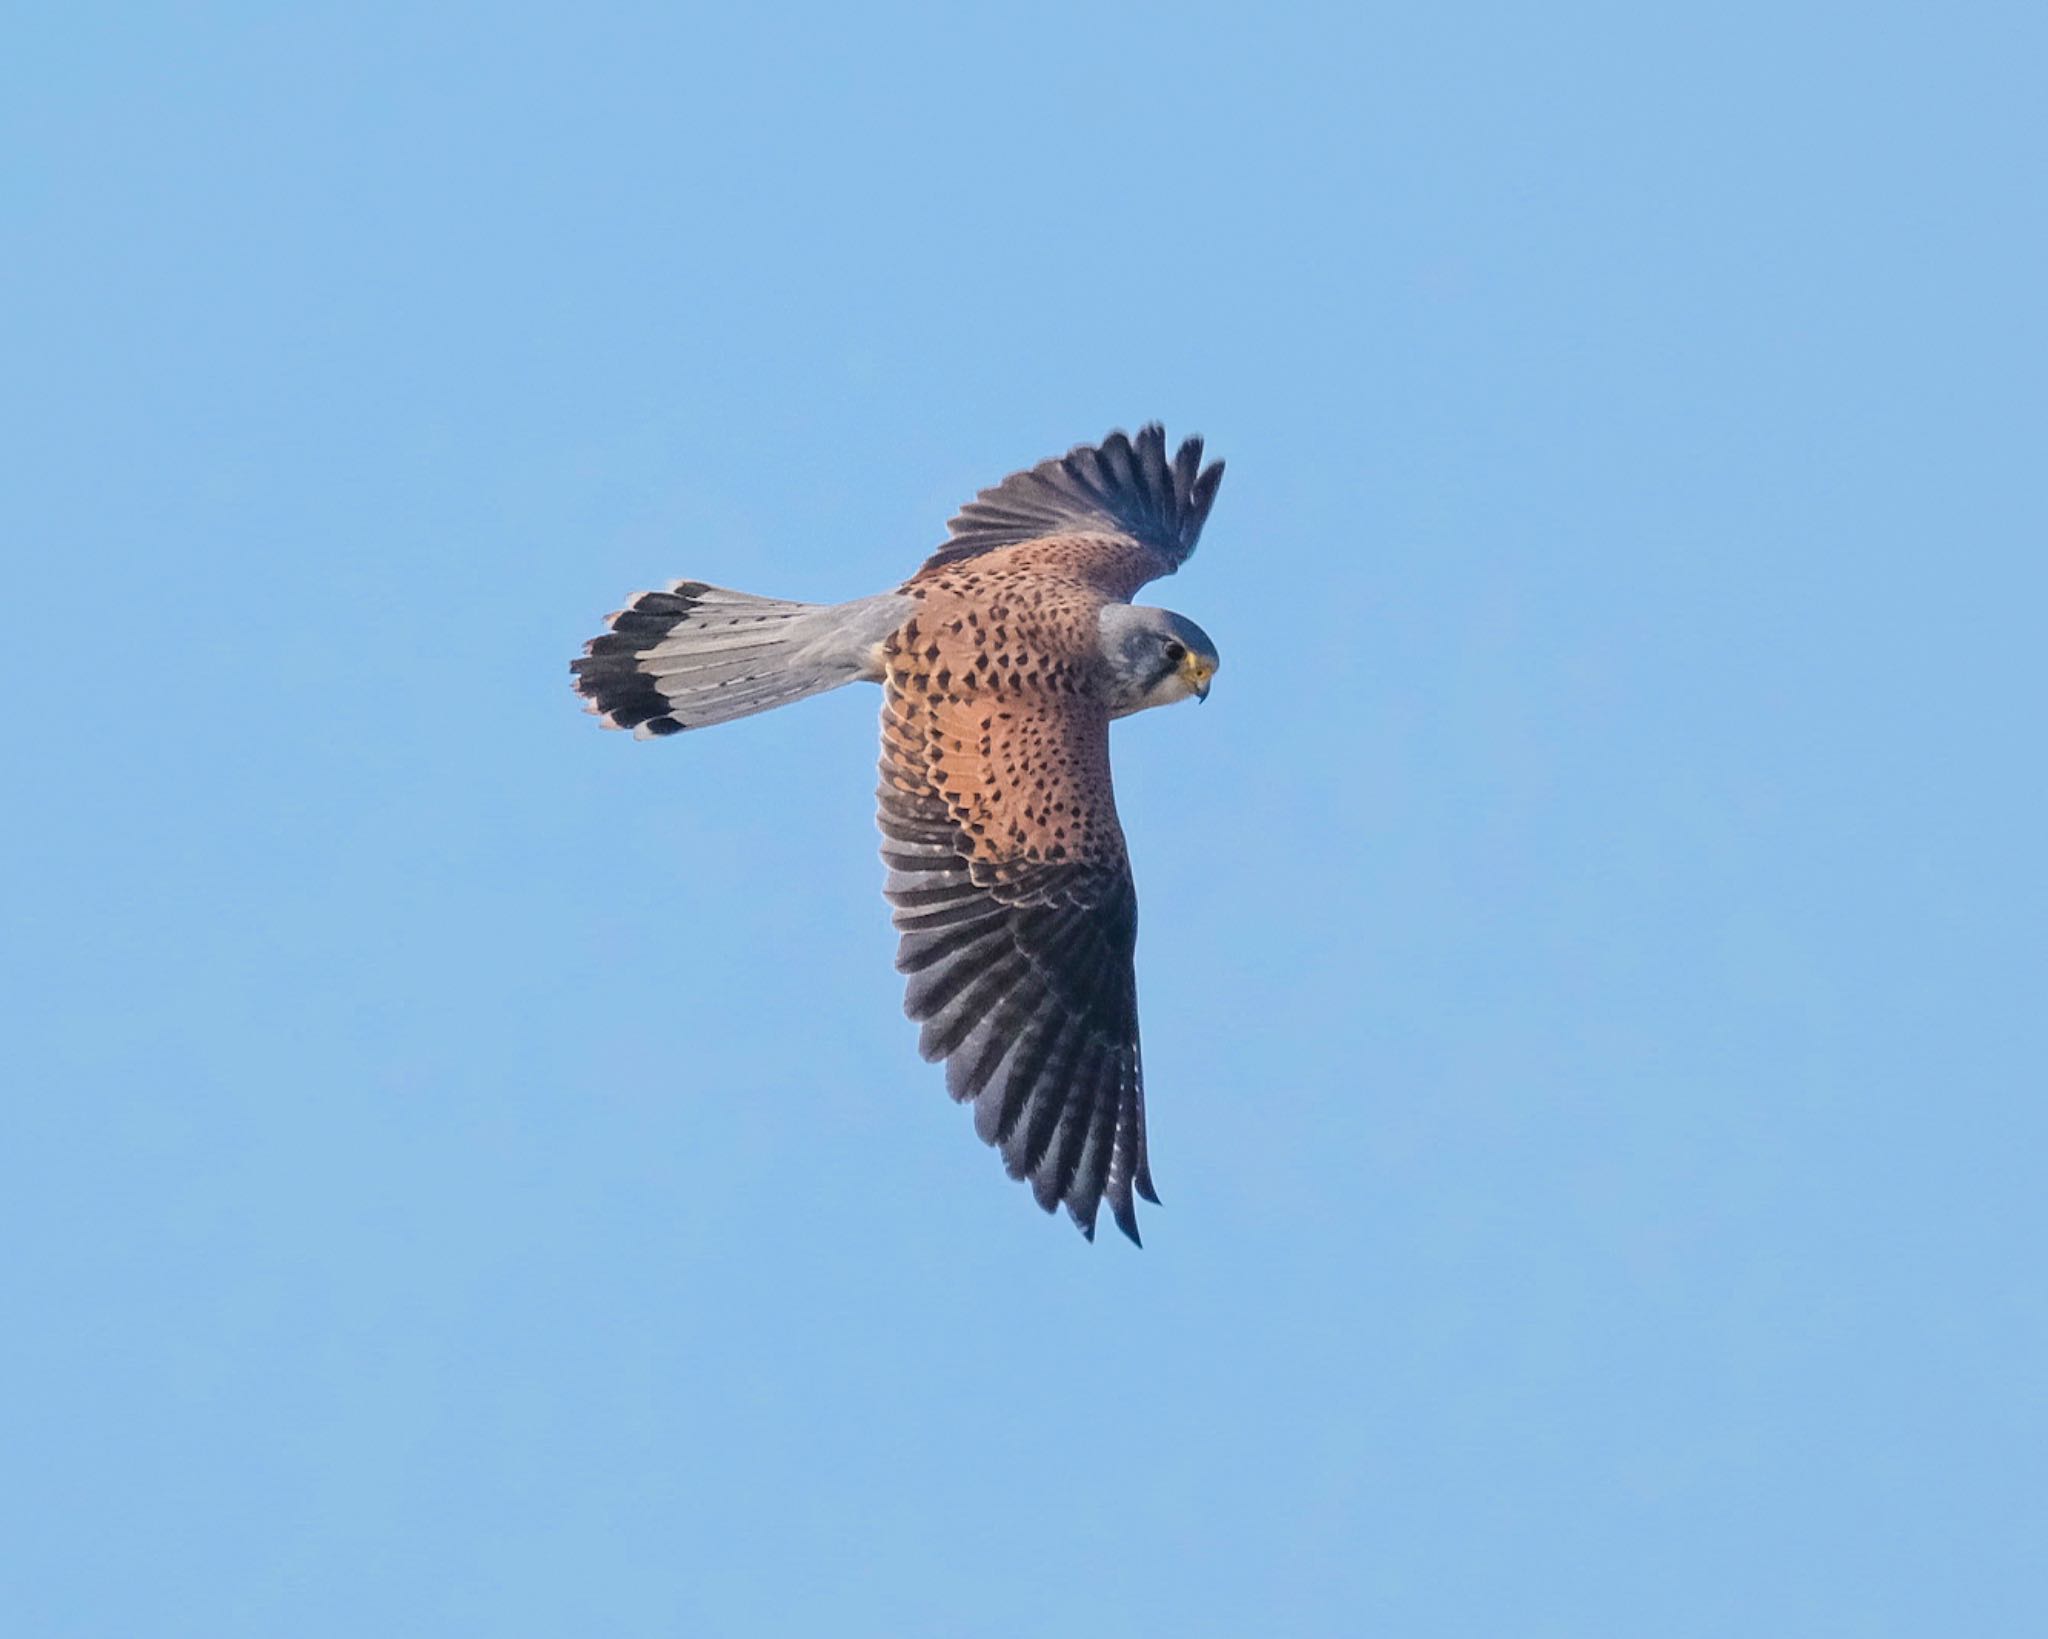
[875,590,1157,1242]
[918,423,1224,599]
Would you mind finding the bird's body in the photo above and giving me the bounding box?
[572,426,1223,1242]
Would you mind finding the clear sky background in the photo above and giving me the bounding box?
[6,4,2044,1634]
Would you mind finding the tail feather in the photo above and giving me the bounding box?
[572,580,907,738]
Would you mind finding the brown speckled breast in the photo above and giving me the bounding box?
[880,542,1126,877]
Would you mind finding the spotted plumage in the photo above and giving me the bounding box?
[572,425,1224,1243]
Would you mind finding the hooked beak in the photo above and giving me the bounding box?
[1183,656,1215,703]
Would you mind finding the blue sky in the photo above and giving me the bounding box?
[6,3,2044,1633]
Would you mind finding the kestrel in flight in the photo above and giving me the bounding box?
[572,425,1224,1243]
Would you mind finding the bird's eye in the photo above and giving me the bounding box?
[1163,641,1187,663]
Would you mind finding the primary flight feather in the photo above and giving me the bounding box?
[571,425,1224,1244]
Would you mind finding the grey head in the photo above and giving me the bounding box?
[1097,604,1220,719]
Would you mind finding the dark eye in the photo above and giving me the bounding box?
[1163,640,1187,663]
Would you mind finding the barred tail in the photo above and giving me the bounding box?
[571,581,907,738]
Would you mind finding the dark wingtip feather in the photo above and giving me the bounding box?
[926,422,1227,574]
[881,759,1156,1249]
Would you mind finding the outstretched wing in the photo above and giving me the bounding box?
[920,423,1224,597]
[875,599,1157,1242]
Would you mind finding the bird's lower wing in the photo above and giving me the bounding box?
[876,674,1156,1243]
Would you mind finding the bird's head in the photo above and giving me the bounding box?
[1098,604,1220,718]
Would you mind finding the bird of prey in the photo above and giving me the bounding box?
[572,425,1224,1243]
